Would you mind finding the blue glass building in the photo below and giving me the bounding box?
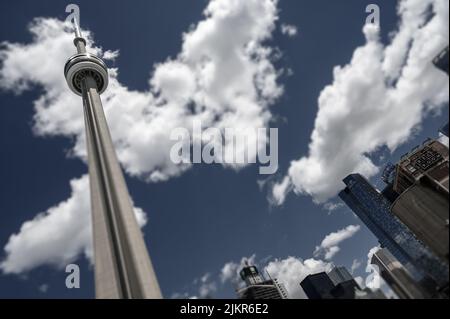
[339,174,449,288]
[433,46,449,75]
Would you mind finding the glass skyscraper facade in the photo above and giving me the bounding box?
[328,266,354,286]
[339,174,449,288]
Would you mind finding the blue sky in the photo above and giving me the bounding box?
[0,0,448,298]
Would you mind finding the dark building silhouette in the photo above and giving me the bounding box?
[331,279,361,299]
[339,174,449,288]
[300,272,335,299]
[236,262,288,299]
[381,183,400,204]
[300,267,384,299]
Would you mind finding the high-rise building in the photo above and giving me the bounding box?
[64,17,161,298]
[371,248,430,299]
[339,174,449,288]
[380,184,400,204]
[328,266,354,285]
[273,278,289,299]
[380,163,400,204]
[300,272,335,299]
[331,279,362,299]
[392,184,449,262]
[391,139,449,263]
[433,46,449,75]
[300,267,382,299]
[237,263,288,299]
[392,139,448,195]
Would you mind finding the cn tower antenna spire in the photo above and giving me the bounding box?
[64,8,162,299]
[72,17,86,54]
[73,15,82,38]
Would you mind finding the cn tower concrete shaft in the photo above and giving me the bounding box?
[65,25,162,299]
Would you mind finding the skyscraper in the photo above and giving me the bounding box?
[371,248,429,299]
[236,262,288,299]
[380,163,400,204]
[300,272,335,299]
[300,267,381,299]
[392,139,448,195]
[339,174,449,289]
[328,266,354,286]
[64,18,161,298]
[433,46,449,75]
[391,139,449,263]
[331,280,364,299]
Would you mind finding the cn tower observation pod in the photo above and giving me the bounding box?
[64,52,109,96]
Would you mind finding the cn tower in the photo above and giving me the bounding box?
[64,19,162,299]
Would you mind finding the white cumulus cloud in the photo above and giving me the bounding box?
[0,0,283,274]
[0,175,147,274]
[365,246,382,290]
[281,24,298,37]
[272,0,449,204]
[314,225,361,260]
[269,175,293,206]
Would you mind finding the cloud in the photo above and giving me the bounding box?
[366,246,380,265]
[323,202,345,214]
[268,176,293,205]
[1,0,283,181]
[272,0,449,204]
[280,24,298,37]
[0,0,283,274]
[184,272,218,298]
[0,175,147,274]
[172,271,222,299]
[265,257,333,298]
[314,225,361,260]
[198,273,218,298]
[102,50,119,61]
[365,246,382,290]
[38,284,49,293]
[219,254,333,299]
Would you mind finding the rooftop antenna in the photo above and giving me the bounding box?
[72,15,86,54]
